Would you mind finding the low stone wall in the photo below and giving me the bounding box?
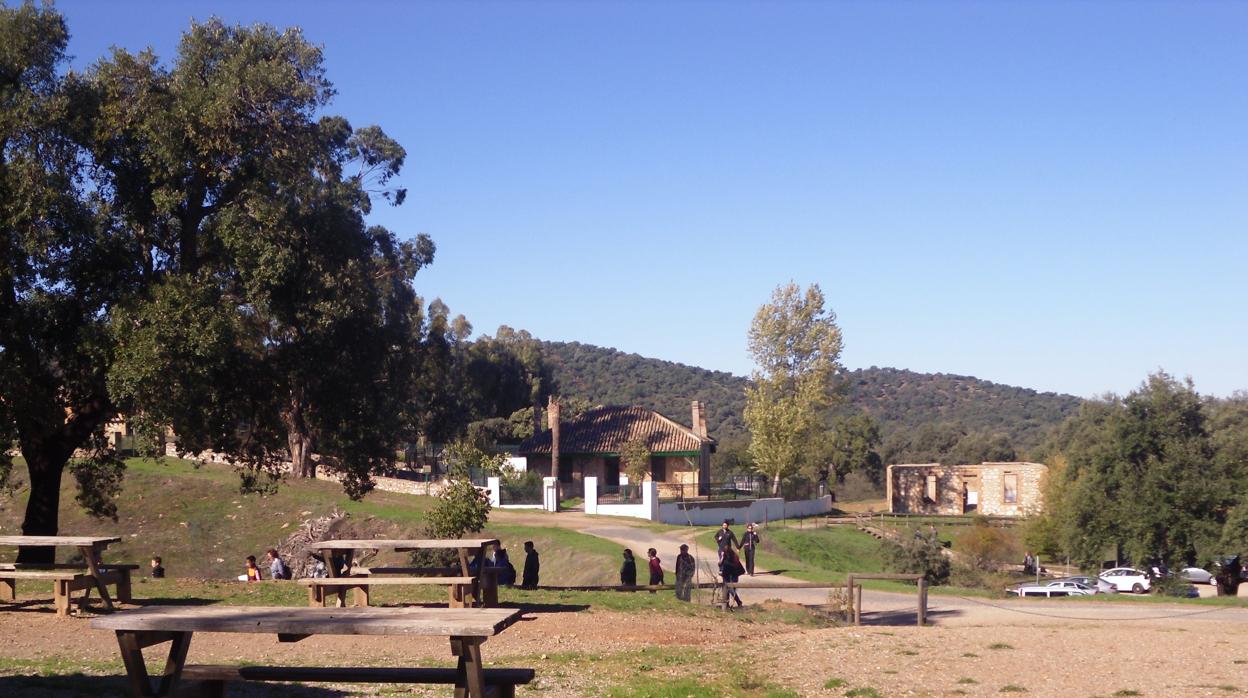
[658,495,833,526]
[172,446,435,496]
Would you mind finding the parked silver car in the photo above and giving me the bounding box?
[1180,567,1216,585]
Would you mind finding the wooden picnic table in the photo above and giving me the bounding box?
[0,535,124,613]
[304,538,500,608]
[91,605,526,697]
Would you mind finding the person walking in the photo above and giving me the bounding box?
[620,549,637,587]
[740,523,760,576]
[521,541,540,589]
[647,548,664,593]
[675,544,695,602]
[715,519,739,552]
[720,546,745,608]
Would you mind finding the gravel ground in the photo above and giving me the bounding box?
[3,600,1248,697]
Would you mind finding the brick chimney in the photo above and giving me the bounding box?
[548,396,561,476]
[691,400,708,438]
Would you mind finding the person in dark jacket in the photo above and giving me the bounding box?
[715,520,739,552]
[521,541,540,589]
[740,523,760,576]
[150,556,165,579]
[720,546,745,608]
[496,547,517,586]
[674,544,695,601]
[620,549,637,587]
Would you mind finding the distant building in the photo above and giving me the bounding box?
[886,461,1047,517]
[517,400,716,497]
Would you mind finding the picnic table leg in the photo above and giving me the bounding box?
[0,578,15,601]
[55,579,72,616]
[450,636,487,698]
[79,543,115,611]
[116,568,133,603]
[115,630,193,697]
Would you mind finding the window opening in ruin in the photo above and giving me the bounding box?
[925,473,937,502]
[1004,473,1018,504]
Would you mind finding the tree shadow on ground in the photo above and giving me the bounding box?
[0,674,359,697]
[128,596,218,607]
[859,607,960,626]
[496,601,589,614]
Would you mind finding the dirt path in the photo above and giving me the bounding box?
[491,510,1248,627]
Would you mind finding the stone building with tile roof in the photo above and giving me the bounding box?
[518,400,716,497]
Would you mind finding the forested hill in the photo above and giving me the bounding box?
[539,340,1082,452]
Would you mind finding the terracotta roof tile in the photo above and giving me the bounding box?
[517,405,715,455]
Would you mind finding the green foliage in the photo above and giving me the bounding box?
[745,283,844,494]
[885,533,951,584]
[422,479,491,541]
[1042,373,1240,569]
[882,421,1017,466]
[1218,493,1248,557]
[620,437,652,484]
[807,412,884,488]
[444,440,508,478]
[955,518,1020,571]
[66,436,126,521]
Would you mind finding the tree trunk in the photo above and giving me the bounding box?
[16,446,69,564]
[772,473,782,497]
[14,396,111,564]
[283,388,315,478]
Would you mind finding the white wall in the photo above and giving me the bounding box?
[584,476,659,520]
[657,495,833,526]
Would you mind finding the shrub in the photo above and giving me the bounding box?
[413,478,492,566]
[885,534,951,584]
[955,519,1019,571]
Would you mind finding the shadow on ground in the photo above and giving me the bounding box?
[859,607,961,626]
[0,674,352,697]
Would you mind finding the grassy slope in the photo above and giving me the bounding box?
[0,458,622,585]
[696,524,889,585]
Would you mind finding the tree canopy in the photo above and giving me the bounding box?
[0,5,438,555]
[1033,373,1245,570]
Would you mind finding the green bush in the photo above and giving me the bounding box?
[955,518,1019,571]
[885,534,950,584]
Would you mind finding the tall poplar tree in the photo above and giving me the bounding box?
[744,283,844,495]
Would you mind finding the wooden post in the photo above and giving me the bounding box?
[917,578,928,627]
[845,575,854,624]
[854,582,863,626]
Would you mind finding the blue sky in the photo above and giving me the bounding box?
[54,1,1247,398]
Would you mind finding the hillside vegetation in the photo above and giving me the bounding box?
[0,458,621,585]
[541,340,1081,453]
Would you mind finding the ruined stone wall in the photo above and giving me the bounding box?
[889,462,1048,517]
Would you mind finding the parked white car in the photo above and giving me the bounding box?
[1013,581,1097,597]
[1100,567,1152,593]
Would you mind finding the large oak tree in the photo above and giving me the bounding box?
[1,4,432,558]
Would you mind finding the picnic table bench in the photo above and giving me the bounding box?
[301,538,499,608]
[91,605,531,697]
[0,535,131,615]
